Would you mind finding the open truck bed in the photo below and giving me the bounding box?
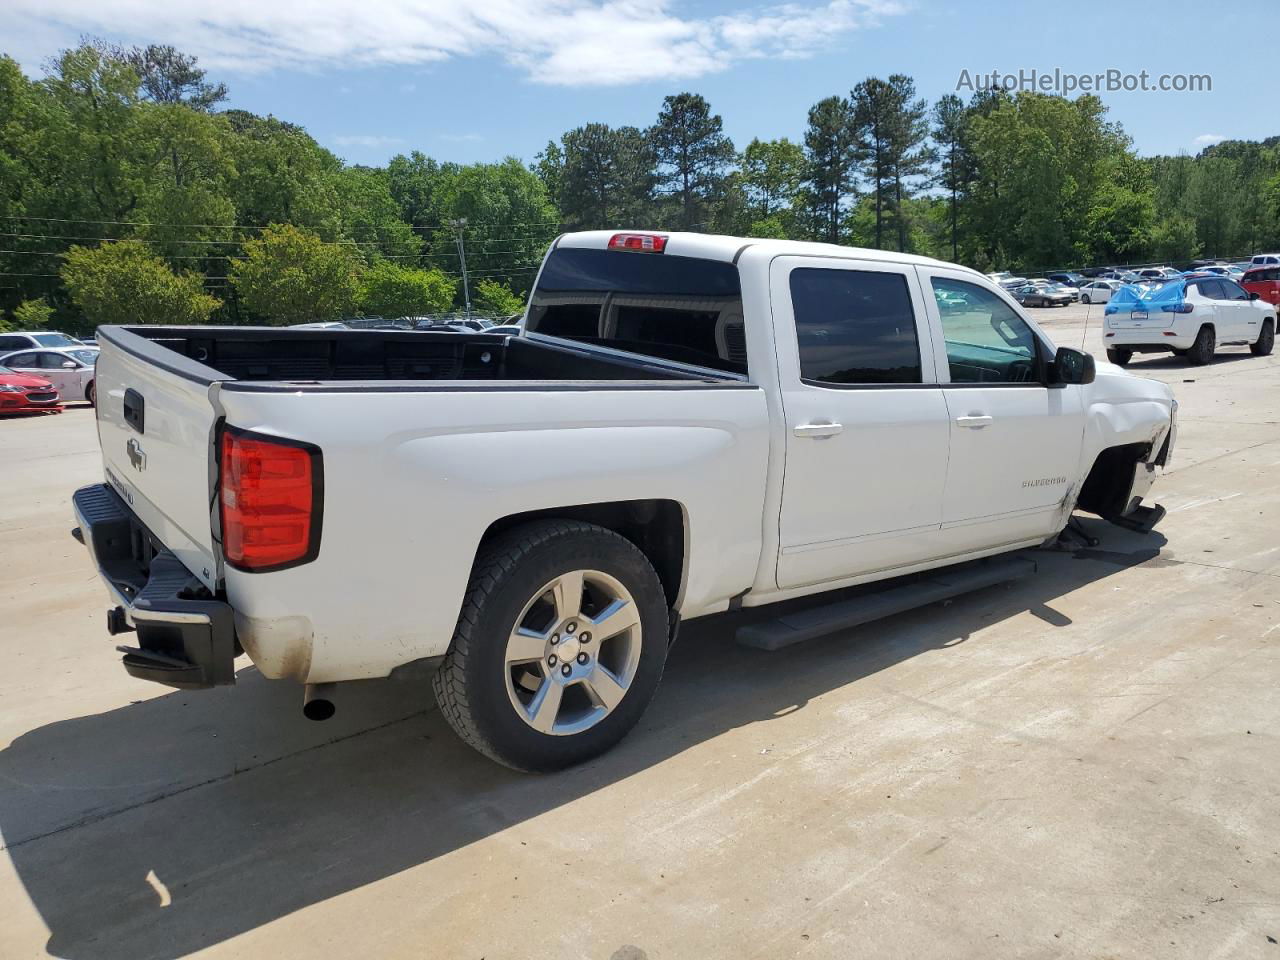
[102,325,739,386]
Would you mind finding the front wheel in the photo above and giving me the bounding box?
[432,520,670,771]
[1188,325,1215,366]
[1081,294,1092,305]
[84,381,95,406]
[1250,319,1274,356]
[1106,347,1133,367]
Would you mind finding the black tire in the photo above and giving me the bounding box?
[1081,294,1092,305]
[1188,325,1215,365]
[1106,347,1133,367]
[85,381,95,406]
[432,519,669,771]
[1250,319,1274,357]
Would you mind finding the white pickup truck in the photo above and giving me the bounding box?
[73,231,1176,770]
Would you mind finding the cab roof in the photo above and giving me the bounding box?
[555,230,985,278]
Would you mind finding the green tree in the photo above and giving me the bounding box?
[333,166,420,258]
[229,224,360,324]
[549,123,654,229]
[803,96,859,243]
[883,75,932,252]
[13,297,54,329]
[931,94,969,261]
[420,158,559,293]
[61,240,220,325]
[740,138,806,236]
[851,78,894,248]
[648,93,736,230]
[358,260,455,317]
[473,278,525,316]
[110,43,228,110]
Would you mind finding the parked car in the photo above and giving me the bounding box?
[1099,269,1141,283]
[72,230,1177,771]
[1103,275,1275,366]
[1013,283,1073,307]
[485,324,524,336]
[1079,280,1122,304]
[414,322,468,333]
[1249,253,1280,267]
[1242,266,1280,308]
[0,364,62,415]
[1046,271,1086,287]
[288,321,350,330]
[0,330,83,353]
[0,346,98,404]
[1137,267,1181,281]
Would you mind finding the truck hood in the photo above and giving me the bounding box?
[1090,360,1175,406]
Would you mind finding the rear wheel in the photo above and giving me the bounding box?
[85,381,95,406]
[432,519,670,771]
[1188,325,1215,365]
[1250,319,1274,356]
[1105,347,1133,367]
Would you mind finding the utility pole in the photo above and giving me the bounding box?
[449,217,472,318]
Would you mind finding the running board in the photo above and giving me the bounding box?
[735,556,1038,651]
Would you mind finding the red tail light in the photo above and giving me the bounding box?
[608,233,667,253]
[219,427,322,571]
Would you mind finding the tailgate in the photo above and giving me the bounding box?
[95,329,224,589]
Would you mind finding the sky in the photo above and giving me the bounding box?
[5,0,1270,168]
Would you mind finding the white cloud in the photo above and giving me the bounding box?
[5,0,904,86]
[438,133,483,142]
[333,134,405,147]
[1193,133,1225,146]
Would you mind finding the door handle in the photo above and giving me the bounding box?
[955,415,993,428]
[793,421,843,438]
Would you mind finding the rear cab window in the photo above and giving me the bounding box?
[527,247,746,374]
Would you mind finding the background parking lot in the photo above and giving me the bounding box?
[2,311,1278,959]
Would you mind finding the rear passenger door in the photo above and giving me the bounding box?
[918,268,1086,551]
[770,257,950,589]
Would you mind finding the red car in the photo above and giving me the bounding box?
[1242,266,1280,308]
[0,363,63,415]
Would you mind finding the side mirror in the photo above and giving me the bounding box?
[1249,291,1261,300]
[1053,346,1095,385]
[61,360,77,369]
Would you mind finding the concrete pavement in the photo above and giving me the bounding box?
[1,326,1277,959]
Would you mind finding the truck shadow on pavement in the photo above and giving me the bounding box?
[1,520,1166,960]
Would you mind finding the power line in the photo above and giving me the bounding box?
[1,214,565,232]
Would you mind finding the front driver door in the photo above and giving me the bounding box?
[918,269,1086,551]
[772,257,950,590]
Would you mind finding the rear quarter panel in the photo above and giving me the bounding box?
[216,383,771,682]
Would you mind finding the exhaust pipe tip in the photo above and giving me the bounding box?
[302,682,337,722]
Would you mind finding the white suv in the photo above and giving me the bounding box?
[1250,253,1280,267]
[1104,276,1275,365]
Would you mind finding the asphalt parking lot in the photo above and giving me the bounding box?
[2,309,1278,960]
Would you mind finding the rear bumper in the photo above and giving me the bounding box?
[1104,328,1195,350]
[72,483,237,689]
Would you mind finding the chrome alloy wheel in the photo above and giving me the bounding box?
[503,569,643,736]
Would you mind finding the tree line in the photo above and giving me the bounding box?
[1,41,1278,333]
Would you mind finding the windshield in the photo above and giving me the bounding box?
[32,333,80,348]
[68,349,98,365]
[527,247,746,373]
